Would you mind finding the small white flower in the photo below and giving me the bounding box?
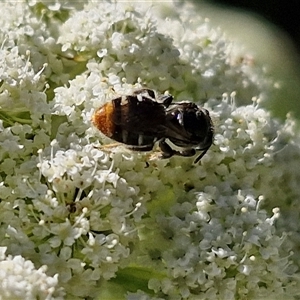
[0,247,64,299]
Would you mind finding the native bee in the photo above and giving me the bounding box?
[92,89,213,163]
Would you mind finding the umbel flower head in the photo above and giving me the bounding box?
[0,247,64,299]
[0,1,300,299]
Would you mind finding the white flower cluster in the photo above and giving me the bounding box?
[0,247,64,300]
[125,95,300,299]
[1,1,300,299]
[56,1,272,103]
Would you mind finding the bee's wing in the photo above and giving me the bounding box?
[113,96,167,137]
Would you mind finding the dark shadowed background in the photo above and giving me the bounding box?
[191,0,300,120]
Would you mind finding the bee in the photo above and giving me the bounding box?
[92,89,213,163]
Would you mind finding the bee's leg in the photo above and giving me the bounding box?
[98,142,122,149]
[133,89,155,98]
[193,147,209,163]
[159,140,196,159]
[126,144,154,152]
[178,148,196,157]
[95,142,154,152]
[157,94,173,107]
[158,139,177,158]
[177,148,210,163]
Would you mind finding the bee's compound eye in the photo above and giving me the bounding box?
[184,109,210,135]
